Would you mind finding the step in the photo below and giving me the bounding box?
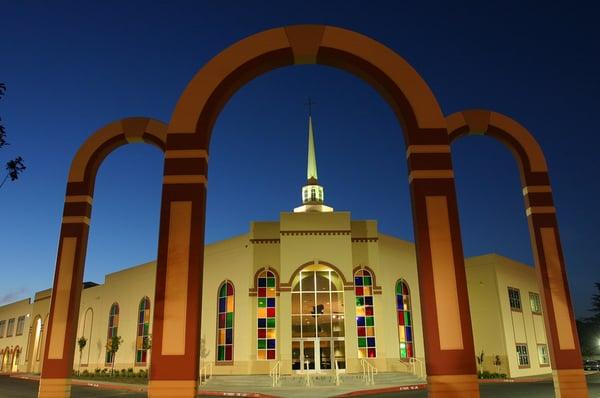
[204,372,424,388]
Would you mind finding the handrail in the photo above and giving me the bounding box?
[360,358,377,385]
[269,360,281,387]
[199,360,213,385]
[301,360,312,387]
[409,357,425,379]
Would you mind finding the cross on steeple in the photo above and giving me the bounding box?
[305,97,316,117]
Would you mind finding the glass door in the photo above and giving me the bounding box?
[291,266,347,373]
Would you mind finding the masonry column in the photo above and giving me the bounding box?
[524,180,588,398]
[38,187,92,398]
[407,141,479,398]
[148,147,208,398]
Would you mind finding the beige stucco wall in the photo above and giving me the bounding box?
[0,212,555,380]
[466,254,551,377]
[0,298,32,372]
[378,235,425,373]
[200,233,252,375]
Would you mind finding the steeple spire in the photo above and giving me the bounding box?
[307,115,318,182]
[294,102,333,213]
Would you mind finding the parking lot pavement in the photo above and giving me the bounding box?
[1,373,598,398]
[0,376,146,398]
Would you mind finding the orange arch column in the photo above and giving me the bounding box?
[147,144,208,397]
[38,118,167,398]
[448,110,588,398]
[407,136,479,398]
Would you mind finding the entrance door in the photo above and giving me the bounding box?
[291,263,348,372]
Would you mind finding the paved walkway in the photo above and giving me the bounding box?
[1,372,598,398]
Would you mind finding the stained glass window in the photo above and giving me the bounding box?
[135,297,151,365]
[396,279,414,359]
[257,270,277,360]
[354,269,376,358]
[217,280,234,362]
[105,303,119,364]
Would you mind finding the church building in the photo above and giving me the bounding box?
[0,115,552,381]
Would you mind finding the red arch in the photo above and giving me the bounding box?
[169,25,446,150]
[66,117,167,197]
[446,110,548,187]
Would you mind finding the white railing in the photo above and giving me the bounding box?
[199,361,213,385]
[409,357,425,379]
[303,361,311,387]
[334,360,340,386]
[360,358,377,385]
[269,361,281,387]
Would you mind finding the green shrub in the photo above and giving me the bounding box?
[478,371,508,379]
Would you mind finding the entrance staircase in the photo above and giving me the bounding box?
[204,371,424,388]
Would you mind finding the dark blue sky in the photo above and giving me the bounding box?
[0,1,598,317]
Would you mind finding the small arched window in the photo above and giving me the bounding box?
[396,279,414,359]
[217,280,235,363]
[257,270,276,360]
[354,268,377,358]
[135,297,151,365]
[105,303,119,365]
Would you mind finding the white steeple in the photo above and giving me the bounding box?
[294,103,333,213]
[307,115,318,181]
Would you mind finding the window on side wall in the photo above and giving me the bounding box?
[516,343,530,367]
[6,318,15,337]
[16,316,25,336]
[529,292,542,314]
[508,287,522,311]
[0,320,5,338]
[537,344,549,366]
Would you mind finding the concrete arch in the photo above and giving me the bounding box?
[149,25,476,396]
[39,118,167,388]
[446,109,586,394]
[66,117,167,198]
[447,110,549,187]
[168,25,446,148]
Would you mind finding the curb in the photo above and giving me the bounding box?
[334,384,427,397]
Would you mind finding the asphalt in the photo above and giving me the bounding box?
[0,373,598,398]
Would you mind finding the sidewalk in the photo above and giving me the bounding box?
[9,371,596,398]
[9,373,426,397]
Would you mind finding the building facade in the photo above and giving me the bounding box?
[0,116,553,379]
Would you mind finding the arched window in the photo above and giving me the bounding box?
[135,297,151,365]
[257,270,276,360]
[396,279,414,359]
[354,269,376,358]
[216,280,234,363]
[105,303,119,365]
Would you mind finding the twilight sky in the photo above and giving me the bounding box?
[0,1,598,317]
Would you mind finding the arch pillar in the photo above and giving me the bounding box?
[447,110,588,398]
[407,139,479,397]
[526,185,588,398]
[147,146,208,398]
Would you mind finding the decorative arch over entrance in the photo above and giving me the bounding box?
[38,118,167,397]
[447,110,587,395]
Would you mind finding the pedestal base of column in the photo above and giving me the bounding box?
[427,374,480,398]
[148,380,198,398]
[38,378,71,398]
[553,369,589,398]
